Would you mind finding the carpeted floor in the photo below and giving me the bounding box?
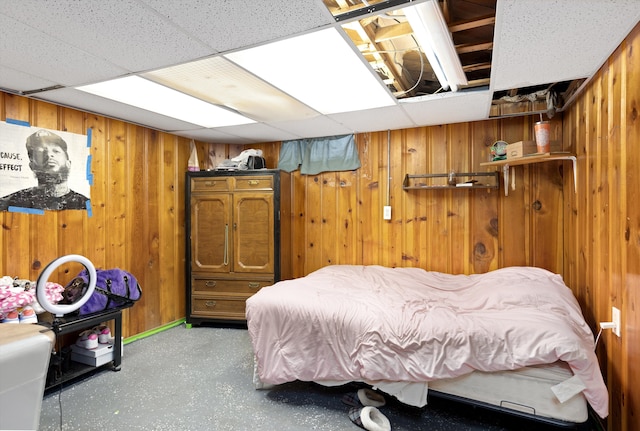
[39,324,595,431]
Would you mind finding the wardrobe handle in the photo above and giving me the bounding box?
[205,301,217,308]
[223,224,229,266]
[205,281,217,287]
[248,180,259,185]
[248,282,261,289]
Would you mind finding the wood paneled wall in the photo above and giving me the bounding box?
[562,22,640,431]
[253,115,567,278]
[0,94,193,337]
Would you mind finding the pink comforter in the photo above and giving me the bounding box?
[246,265,608,418]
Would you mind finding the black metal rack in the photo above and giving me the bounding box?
[39,304,131,390]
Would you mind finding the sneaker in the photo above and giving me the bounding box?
[76,330,99,349]
[93,325,113,344]
[1,310,19,324]
[18,306,38,324]
[348,406,391,431]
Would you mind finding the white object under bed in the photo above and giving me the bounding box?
[428,361,588,424]
[246,265,608,425]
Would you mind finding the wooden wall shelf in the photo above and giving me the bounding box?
[403,172,499,190]
[480,152,576,196]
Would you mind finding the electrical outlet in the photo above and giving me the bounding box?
[383,206,392,220]
[612,306,621,337]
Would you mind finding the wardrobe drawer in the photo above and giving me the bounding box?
[190,177,231,192]
[234,176,273,191]
[191,296,248,320]
[192,277,274,294]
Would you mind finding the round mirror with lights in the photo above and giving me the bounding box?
[36,255,96,317]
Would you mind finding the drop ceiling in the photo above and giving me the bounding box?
[0,0,638,144]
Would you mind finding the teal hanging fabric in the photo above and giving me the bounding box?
[277,140,304,172]
[278,134,360,175]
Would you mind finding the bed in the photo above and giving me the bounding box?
[245,265,608,427]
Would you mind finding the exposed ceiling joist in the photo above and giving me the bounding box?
[463,62,491,72]
[343,22,410,95]
[467,78,490,87]
[449,15,496,33]
[456,42,493,54]
[374,22,413,43]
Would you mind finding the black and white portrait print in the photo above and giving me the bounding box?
[0,122,91,211]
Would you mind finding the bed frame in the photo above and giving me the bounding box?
[427,362,591,429]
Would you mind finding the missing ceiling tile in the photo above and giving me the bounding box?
[490,79,586,118]
[323,0,496,99]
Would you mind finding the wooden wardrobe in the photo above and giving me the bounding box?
[185,170,291,325]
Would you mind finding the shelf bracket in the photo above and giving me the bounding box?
[499,155,576,197]
[569,156,577,194]
[503,164,510,196]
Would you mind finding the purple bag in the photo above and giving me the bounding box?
[65,268,142,315]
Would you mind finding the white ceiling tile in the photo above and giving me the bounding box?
[491,0,640,91]
[0,66,58,93]
[268,116,354,139]
[214,123,304,143]
[400,90,493,126]
[171,128,254,145]
[0,0,213,74]
[327,106,417,133]
[140,0,334,53]
[0,14,128,89]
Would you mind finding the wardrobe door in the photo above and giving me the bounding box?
[190,193,231,273]
[233,191,274,274]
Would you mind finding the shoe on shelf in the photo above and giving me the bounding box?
[1,310,19,324]
[18,306,38,324]
[76,330,99,350]
[93,325,113,344]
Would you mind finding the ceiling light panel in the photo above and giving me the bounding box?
[143,56,320,123]
[76,76,255,128]
[33,87,206,132]
[404,1,468,92]
[225,27,396,115]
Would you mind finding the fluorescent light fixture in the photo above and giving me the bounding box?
[404,0,468,92]
[76,76,255,128]
[143,56,320,123]
[226,27,396,115]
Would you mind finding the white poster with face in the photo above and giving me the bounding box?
[0,121,91,211]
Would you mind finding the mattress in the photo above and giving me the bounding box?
[429,361,588,424]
